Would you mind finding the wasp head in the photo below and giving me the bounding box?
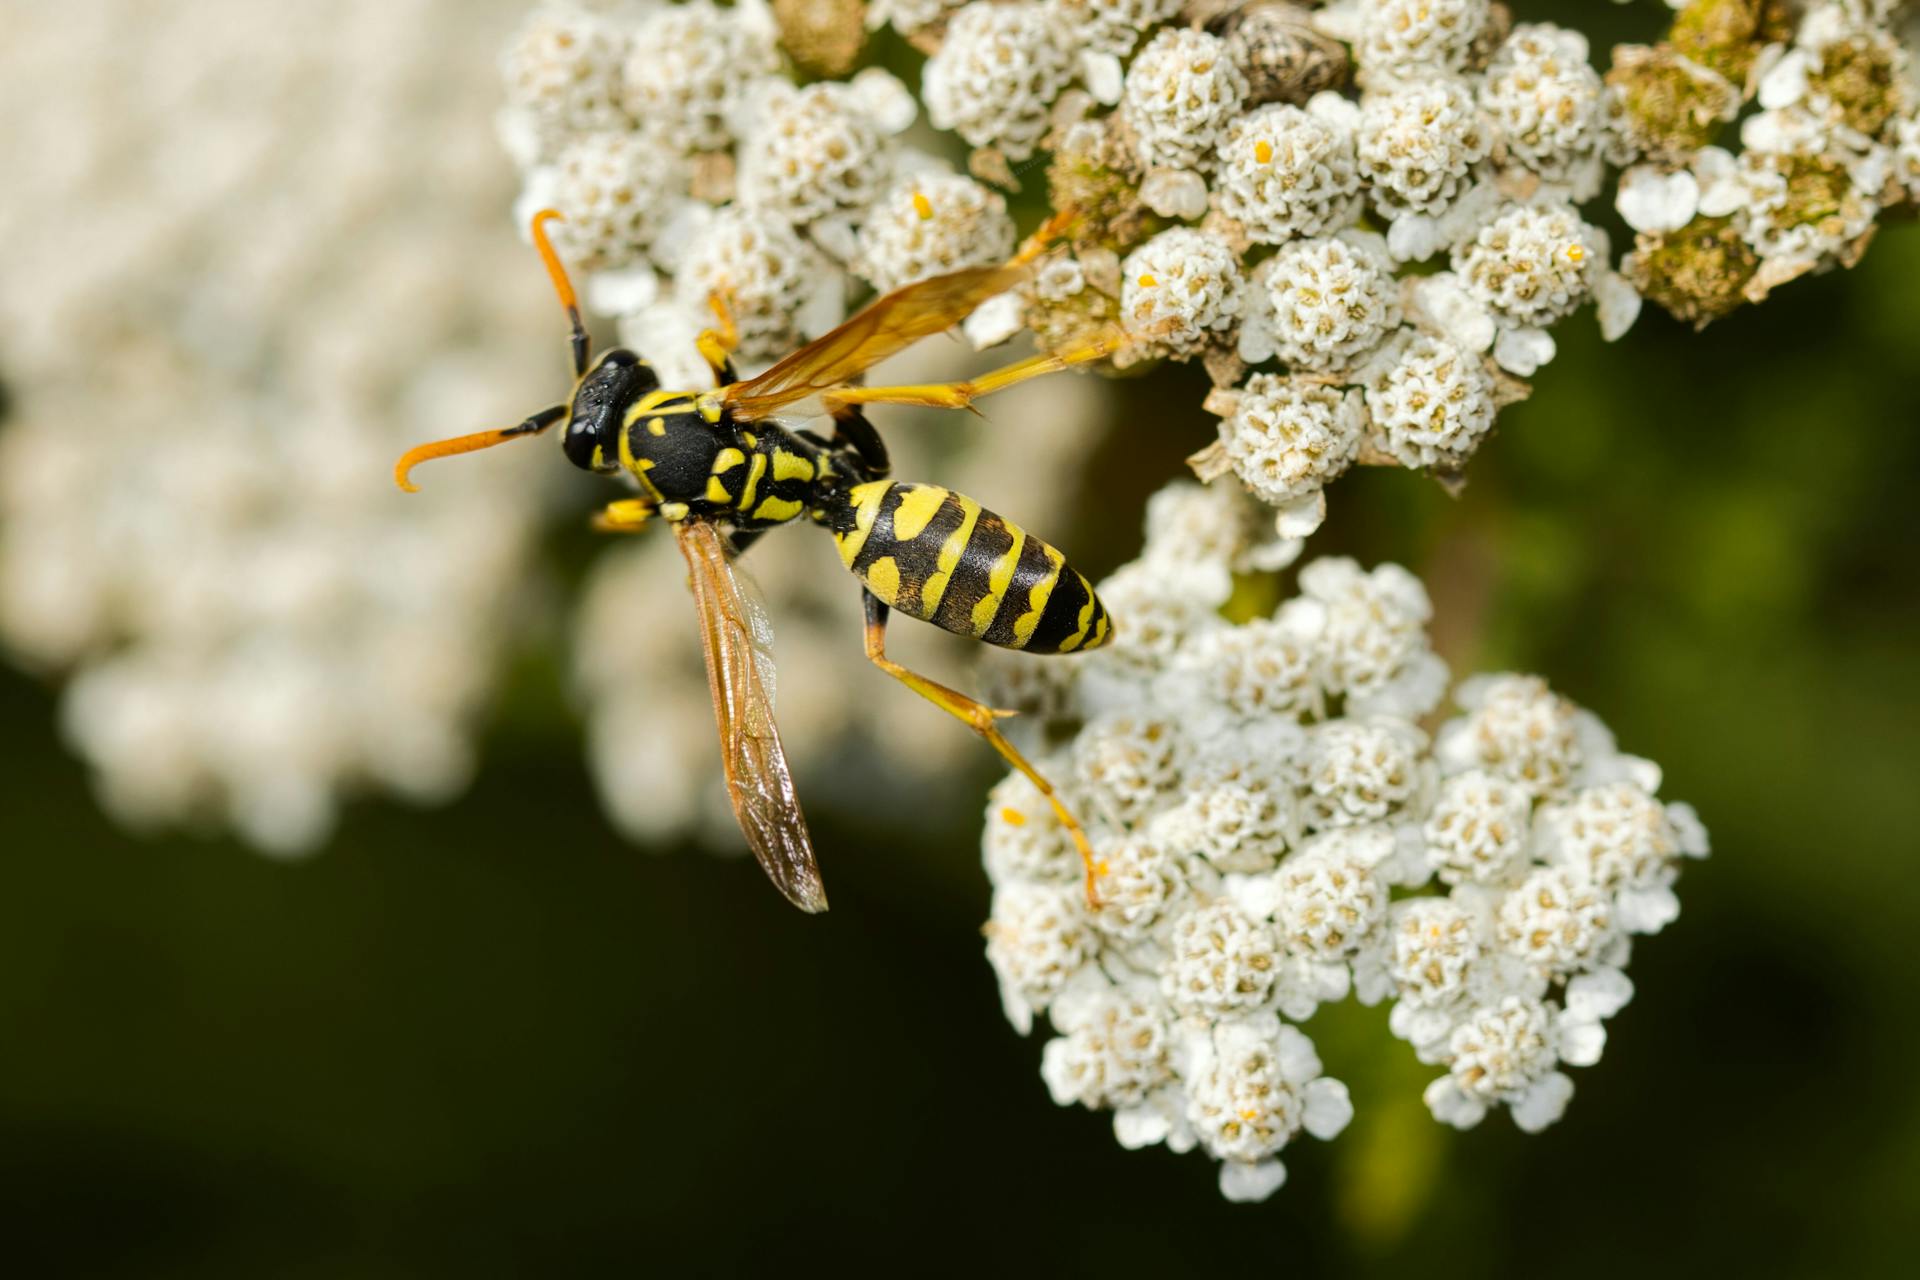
[564,348,658,472]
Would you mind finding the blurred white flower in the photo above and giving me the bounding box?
[923,1,1074,160]
[503,1,633,154]
[1059,0,1183,57]
[1355,0,1488,88]
[549,131,689,269]
[0,0,555,854]
[1479,24,1606,194]
[736,79,895,225]
[854,172,1015,293]
[678,206,846,359]
[623,0,780,153]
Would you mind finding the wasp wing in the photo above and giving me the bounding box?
[722,260,1033,420]
[674,519,828,913]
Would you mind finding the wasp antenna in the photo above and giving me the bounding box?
[531,209,591,376]
[393,404,566,493]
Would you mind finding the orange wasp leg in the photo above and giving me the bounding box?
[696,290,740,383]
[820,328,1128,416]
[861,592,1106,907]
[591,498,658,534]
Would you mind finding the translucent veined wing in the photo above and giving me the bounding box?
[673,519,828,913]
[721,260,1034,420]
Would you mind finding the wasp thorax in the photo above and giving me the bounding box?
[564,348,657,471]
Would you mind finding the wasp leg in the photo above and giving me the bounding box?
[861,592,1105,906]
[820,328,1126,415]
[696,290,740,384]
[829,403,890,477]
[592,498,657,533]
[1014,208,1082,260]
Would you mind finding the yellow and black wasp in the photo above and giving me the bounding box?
[396,210,1125,913]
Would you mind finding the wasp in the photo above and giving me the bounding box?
[396,210,1126,913]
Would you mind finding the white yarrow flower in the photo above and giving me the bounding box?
[979,490,1706,1195]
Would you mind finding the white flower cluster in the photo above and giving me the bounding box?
[980,483,1707,1200]
[0,0,554,853]
[917,2,1639,544]
[1123,27,1253,171]
[867,0,969,42]
[1481,23,1607,192]
[502,0,1022,368]
[1214,100,1364,243]
[1609,1,1914,322]
[923,0,1918,538]
[1353,0,1487,89]
[856,172,1016,293]
[924,2,1076,161]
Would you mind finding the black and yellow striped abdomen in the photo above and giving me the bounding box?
[828,481,1112,654]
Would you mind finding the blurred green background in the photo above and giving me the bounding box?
[5,3,1920,1277]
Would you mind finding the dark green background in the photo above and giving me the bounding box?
[5,7,1919,1277]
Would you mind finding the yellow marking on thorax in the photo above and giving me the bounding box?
[834,481,890,567]
[970,524,1026,638]
[771,450,815,483]
[646,417,667,436]
[617,430,665,502]
[1011,544,1066,647]
[918,496,982,615]
[737,452,768,510]
[623,388,686,427]
[711,447,746,474]
[752,495,804,523]
[705,475,733,503]
[890,485,948,542]
[864,555,901,605]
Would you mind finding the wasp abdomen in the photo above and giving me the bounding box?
[830,481,1111,654]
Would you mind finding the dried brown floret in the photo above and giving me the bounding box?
[772,0,868,78]
[1810,32,1905,138]
[1669,0,1794,87]
[1622,215,1759,328]
[1604,43,1740,165]
[1205,1,1352,107]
